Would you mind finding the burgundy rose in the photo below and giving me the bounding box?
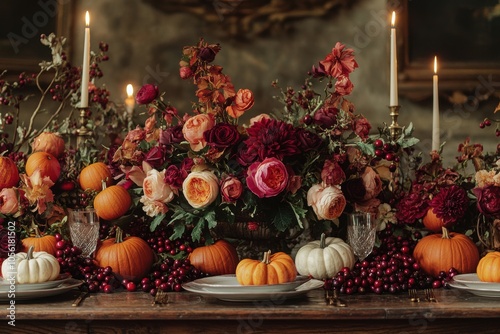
[341,177,366,203]
[0,226,21,258]
[296,128,322,152]
[159,125,184,145]
[180,158,194,177]
[204,123,240,148]
[136,84,159,105]
[429,185,469,225]
[164,165,184,189]
[473,185,500,217]
[144,146,167,169]
[314,106,339,128]
[395,190,429,224]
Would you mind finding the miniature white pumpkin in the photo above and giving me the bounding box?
[294,233,355,279]
[1,246,60,284]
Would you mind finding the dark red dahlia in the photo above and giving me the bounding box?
[396,186,429,224]
[429,185,469,225]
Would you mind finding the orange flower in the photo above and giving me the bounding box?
[182,170,219,209]
[182,114,215,151]
[226,89,254,118]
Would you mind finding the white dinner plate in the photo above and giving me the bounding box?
[0,273,72,292]
[183,277,324,302]
[185,274,311,293]
[448,280,500,298]
[0,278,83,301]
[452,273,500,290]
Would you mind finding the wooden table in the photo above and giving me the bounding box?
[1,286,499,333]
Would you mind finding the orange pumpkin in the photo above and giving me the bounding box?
[422,208,457,232]
[477,252,500,283]
[25,152,61,183]
[188,239,239,276]
[95,228,154,282]
[79,162,113,191]
[21,233,57,257]
[236,250,297,285]
[31,131,65,158]
[413,227,479,277]
[0,156,20,189]
[93,185,131,220]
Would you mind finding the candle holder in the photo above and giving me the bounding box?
[388,105,402,142]
[76,107,92,148]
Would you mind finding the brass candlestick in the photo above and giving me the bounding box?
[76,107,92,148]
[388,105,402,142]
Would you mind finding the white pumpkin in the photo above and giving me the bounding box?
[1,246,60,284]
[294,233,355,279]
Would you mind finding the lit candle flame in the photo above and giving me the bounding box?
[126,84,133,98]
[434,56,438,74]
[391,11,396,27]
[85,11,90,27]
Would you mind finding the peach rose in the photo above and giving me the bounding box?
[307,184,346,220]
[220,176,243,203]
[0,188,19,215]
[182,171,219,209]
[182,114,215,151]
[361,167,382,201]
[143,169,174,204]
[246,158,288,198]
[226,89,254,118]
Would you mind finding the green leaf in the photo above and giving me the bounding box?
[171,221,186,240]
[272,204,294,232]
[399,137,420,148]
[404,122,414,136]
[150,213,166,232]
[356,141,375,156]
[191,220,204,242]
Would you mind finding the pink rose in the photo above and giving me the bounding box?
[354,116,371,140]
[182,171,219,209]
[334,75,354,96]
[135,84,159,105]
[321,160,346,186]
[220,176,243,202]
[361,167,382,201]
[307,184,347,220]
[143,169,175,204]
[246,158,288,198]
[0,188,19,215]
[179,66,193,79]
[182,114,215,151]
[226,89,254,118]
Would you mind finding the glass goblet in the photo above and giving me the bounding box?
[67,208,100,258]
[347,211,377,261]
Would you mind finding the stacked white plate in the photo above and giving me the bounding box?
[182,274,323,302]
[448,273,500,297]
[0,273,82,301]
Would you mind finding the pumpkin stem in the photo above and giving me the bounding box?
[27,246,35,260]
[101,179,107,191]
[261,250,272,264]
[441,226,450,239]
[320,233,326,248]
[115,227,124,244]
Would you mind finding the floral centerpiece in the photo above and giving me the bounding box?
[109,38,408,250]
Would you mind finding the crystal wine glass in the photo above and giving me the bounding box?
[67,208,100,258]
[347,212,377,261]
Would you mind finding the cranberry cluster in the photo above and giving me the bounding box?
[373,139,399,172]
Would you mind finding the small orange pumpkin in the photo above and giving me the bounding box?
[21,232,57,257]
[79,162,113,191]
[422,208,457,233]
[236,250,297,286]
[25,152,61,183]
[477,252,500,283]
[413,227,479,277]
[93,185,131,221]
[31,131,65,158]
[0,156,20,189]
[188,239,239,276]
[95,228,154,282]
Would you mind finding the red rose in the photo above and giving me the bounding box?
[164,165,184,190]
[474,185,500,218]
[204,123,240,148]
[136,84,159,105]
[354,117,371,140]
[144,146,166,169]
[321,160,346,186]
